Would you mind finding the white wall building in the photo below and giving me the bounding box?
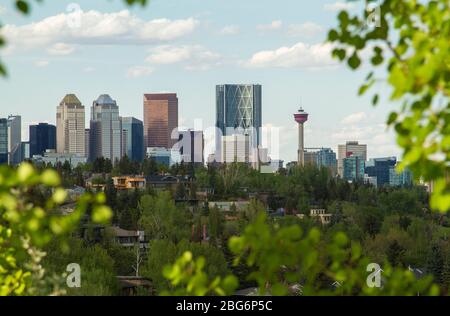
[56,94,86,156]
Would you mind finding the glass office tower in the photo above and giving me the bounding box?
[29,123,56,157]
[121,117,144,162]
[0,118,8,164]
[216,84,262,151]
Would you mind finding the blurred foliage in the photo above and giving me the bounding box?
[161,251,238,296]
[0,163,111,296]
[328,0,450,212]
[164,212,442,296]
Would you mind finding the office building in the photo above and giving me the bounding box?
[146,147,172,167]
[90,94,122,162]
[216,84,262,151]
[177,130,204,165]
[21,142,30,161]
[7,115,21,165]
[143,93,178,149]
[338,141,367,177]
[0,118,8,164]
[84,129,90,160]
[304,147,337,175]
[221,134,251,164]
[304,151,318,166]
[29,123,56,157]
[343,155,365,181]
[365,157,397,187]
[389,164,413,186]
[32,150,87,168]
[121,117,144,162]
[56,94,85,156]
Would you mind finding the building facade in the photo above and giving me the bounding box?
[216,84,262,152]
[389,164,413,186]
[56,94,85,156]
[29,123,56,158]
[90,94,122,162]
[337,141,367,177]
[146,147,172,167]
[221,134,251,164]
[121,117,144,162]
[0,118,8,164]
[304,147,337,174]
[7,115,21,165]
[143,93,178,149]
[343,155,365,181]
[365,157,397,187]
[32,150,87,168]
[177,130,204,165]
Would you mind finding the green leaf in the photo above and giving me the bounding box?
[16,0,29,14]
[347,52,361,69]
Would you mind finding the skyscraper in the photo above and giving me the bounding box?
[56,94,85,156]
[221,134,251,164]
[337,141,367,177]
[343,155,365,181]
[177,130,204,165]
[29,123,56,157]
[7,115,22,165]
[365,157,397,187]
[143,93,178,149]
[216,84,262,150]
[121,117,144,162]
[0,118,8,164]
[304,147,337,174]
[90,94,122,162]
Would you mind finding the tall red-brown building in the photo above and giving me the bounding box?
[143,93,178,149]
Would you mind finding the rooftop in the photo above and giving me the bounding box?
[60,94,82,105]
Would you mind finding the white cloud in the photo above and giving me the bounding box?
[126,66,154,78]
[244,42,336,69]
[0,5,6,16]
[287,22,324,38]
[340,112,368,124]
[47,42,75,55]
[323,2,355,12]
[145,45,221,70]
[34,60,49,67]
[3,10,199,52]
[220,25,240,35]
[83,67,95,73]
[256,20,283,32]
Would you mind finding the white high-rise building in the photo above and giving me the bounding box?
[90,94,122,162]
[56,94,86,156]
[7,115,21,165]
[221,134,250,164]
[337,141,367,177]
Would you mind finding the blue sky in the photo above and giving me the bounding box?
[0,0,400,162]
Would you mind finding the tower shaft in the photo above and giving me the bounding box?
[298,122,304,166]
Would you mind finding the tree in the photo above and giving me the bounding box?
[386,240,406,267]
[0,163,111,296]
[328,0,450,213]
[138,192,190,242]
[427,244,444,285]
[142,239,231,295]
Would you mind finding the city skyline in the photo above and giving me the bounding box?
[0,0,400,162]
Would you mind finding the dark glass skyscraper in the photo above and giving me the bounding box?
[216,84,262,148]
[29,123,56,157]
[0,118,8,164]
[365,157,397,187]
[121,117,144,162]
